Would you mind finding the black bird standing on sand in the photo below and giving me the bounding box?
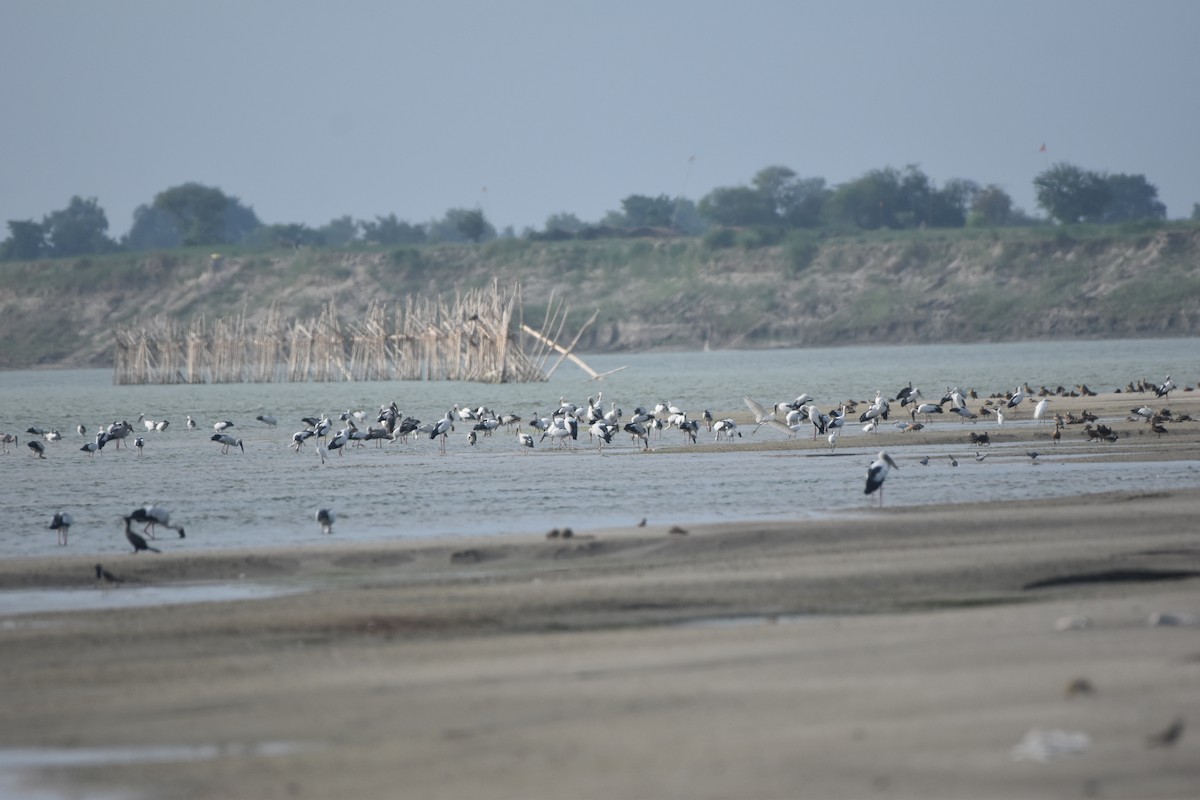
[1146,716,1185,748]
[123,516,161,553]
[95,564,124,583]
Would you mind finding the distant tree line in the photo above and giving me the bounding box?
[0,162,1184,262]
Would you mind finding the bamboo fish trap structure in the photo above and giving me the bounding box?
[112,282,592,385]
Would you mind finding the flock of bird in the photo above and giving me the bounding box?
[6,372,1188,552]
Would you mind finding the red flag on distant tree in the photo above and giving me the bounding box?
[1039,143,1047,153]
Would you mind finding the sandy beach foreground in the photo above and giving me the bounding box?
[2,392,1199,799]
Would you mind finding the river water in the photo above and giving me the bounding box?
[1,338,1197,559]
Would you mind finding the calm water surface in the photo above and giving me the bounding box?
[1,338,1197,560]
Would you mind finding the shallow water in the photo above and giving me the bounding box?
[2,338,1197,559]
[0,582,304,617]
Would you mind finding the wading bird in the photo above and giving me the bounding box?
[127,505,185,539]
[210,433,244,454]
[49,512,73,546]
[316,508,335,535]
[123,516,162,553]
[864,451,899,507]
[95,563,124,584]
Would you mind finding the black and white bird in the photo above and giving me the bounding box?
[210,433,244,454]
[134,436,145,456]
[291,430,314,452]
[27,440,46,458]
[122,516,161,553]
[429,411,454,453]
[213,420,234,432]
[1155,375,1176,399]
[127,505,185,539]
[624,420,651,451]
[316,508,335,535]
[517,431,534,453]
[864,451,899,506]
[80,431,108,457]
[911,402,944,423]
[49,512,73,546]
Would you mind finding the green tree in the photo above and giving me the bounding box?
[1099,173,1166,223]
[1033,162,1110,224]
[455,209,489,243]
[931,178,977,227]
[668,197,707,235]
[544,212,585,234]
[969,184,1013,226]
[751,166,829,228]
[318,215,359,247]
[360,214,426,245]
[252,223,323,248]
[825,167,903,230]
[124,204,183,250]
[0,220,46,261]
[42,196,116,257]
[428,208,495,243]
[152,182,260,246]
[620,194,674,228]
[698,186,775,227]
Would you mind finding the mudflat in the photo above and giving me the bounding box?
[1,391,1198,799]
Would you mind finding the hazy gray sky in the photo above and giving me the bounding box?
[3,1,1198,238]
